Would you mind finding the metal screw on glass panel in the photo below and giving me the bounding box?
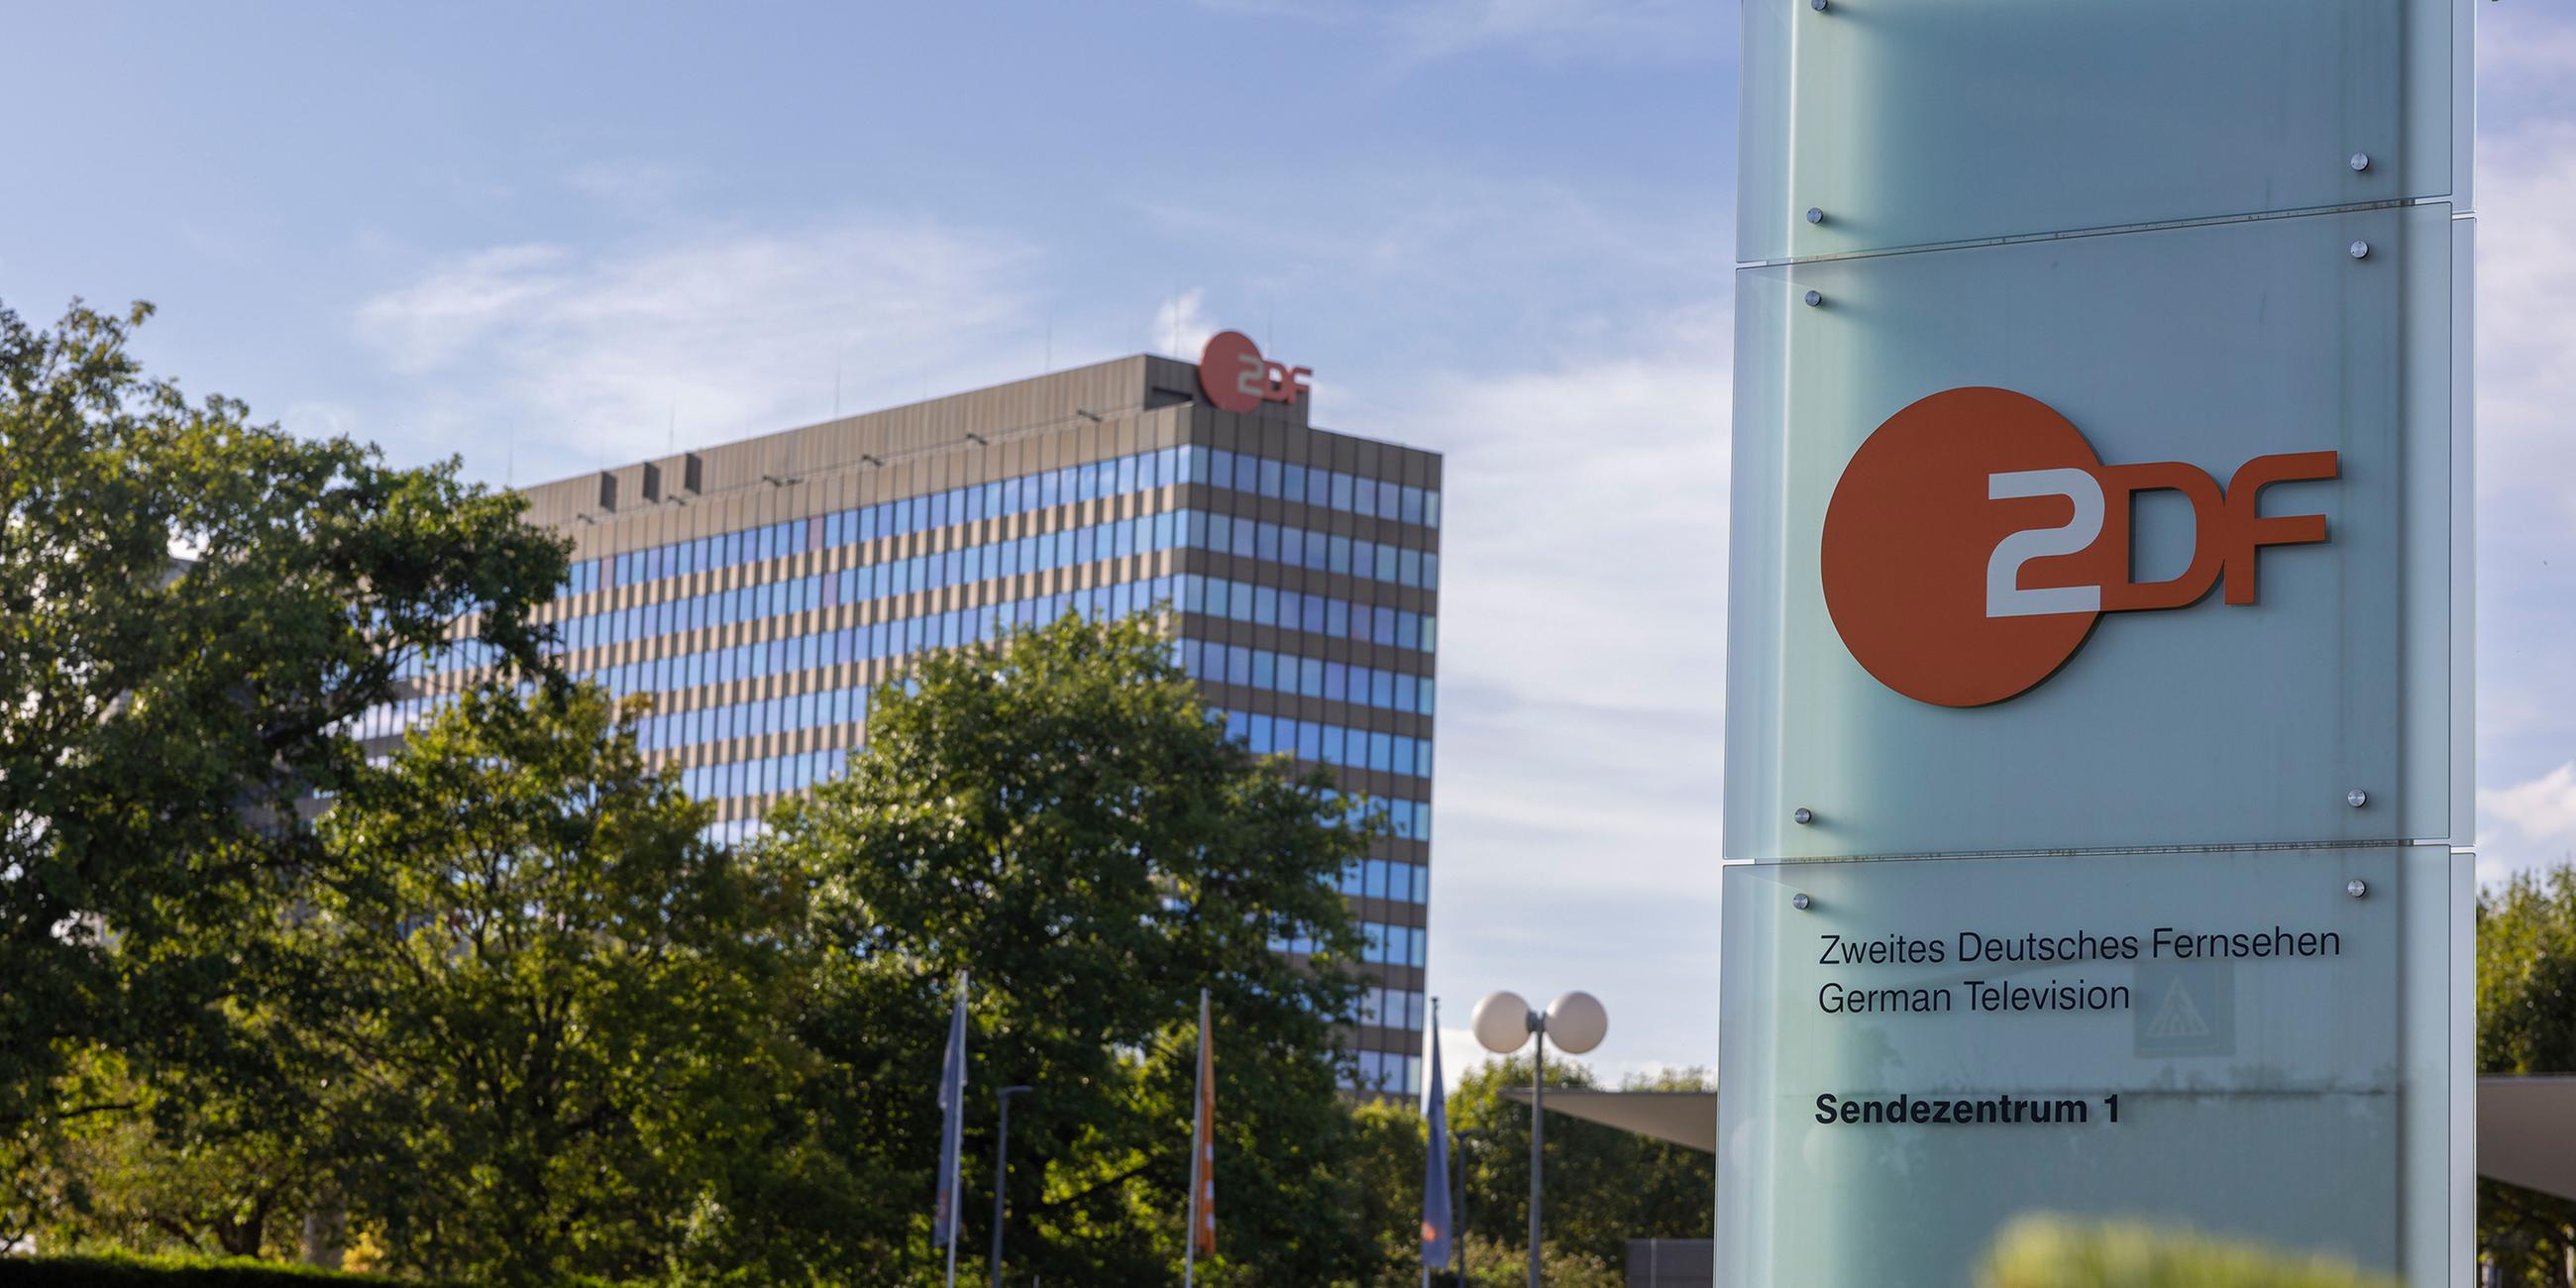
[2349,241,2371,260]
[2347,789,2369,807]
[1810,0,1827,11]
[1791,893,1813,911]
[1792,806,1815,824]
[1803,289,1824,307]
[2347,880,2370,900]
[2350,152,2372,172]
[1805,207,1826,225]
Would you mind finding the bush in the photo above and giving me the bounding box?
[0,1252,427,1286]
[1980,1215,2402,1288]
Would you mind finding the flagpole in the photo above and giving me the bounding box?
[1184,988,1208,1287]
[942,972,970,1288]
[1423,996,1437,1288]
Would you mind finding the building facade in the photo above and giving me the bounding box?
[357,351,1440,1095]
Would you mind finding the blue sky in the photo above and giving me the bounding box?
[5,2,2571,1082]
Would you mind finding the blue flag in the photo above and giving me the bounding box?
[1421,1012,1452,1269]
[932,972,969,1249]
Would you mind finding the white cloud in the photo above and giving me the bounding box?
[1361,307,1732,1079]
[2474,121,2576,512]
[351,215,1041,482]
[563,161,690,216]
[1151,286,1219,361]
[1191,0,1721,65]
[2481,763,2576,871]
[1386,0,1721,65]
[357,245,568,375]
[2471,79,2576,889]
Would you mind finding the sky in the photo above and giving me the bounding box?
[3,2,2571,1086]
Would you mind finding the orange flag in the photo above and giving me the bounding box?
[1188,989,1217,1263]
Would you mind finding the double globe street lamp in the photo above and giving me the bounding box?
[1471,989,1607,1288]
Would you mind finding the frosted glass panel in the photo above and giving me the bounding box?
[1724,203,2458,860]
[1716,847,2452,1288]
[1738,0,2460,261]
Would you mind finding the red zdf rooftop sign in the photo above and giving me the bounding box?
[1821,386,2338,708]
[1198,331,1310,414]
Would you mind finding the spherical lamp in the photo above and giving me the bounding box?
[1546,991,1608,1055]
[1470,990,1534,1054]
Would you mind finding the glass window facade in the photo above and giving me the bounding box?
[370,362,1438,1095]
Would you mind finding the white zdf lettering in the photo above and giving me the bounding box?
[1985,468,2103,618]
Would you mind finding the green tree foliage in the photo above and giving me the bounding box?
[20,1047,323,1260]
[1979,1215,2399,1288]
[1444,1056,1712,1269]
[754,612,1370,1286]
[292,683,799,1287]
[2478,867,2576,1286]
[1447,1234,1623,1288]
[0,297,568,1150]
[1344,1099,1429,1282]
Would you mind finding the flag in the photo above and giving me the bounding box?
[1421,1010,1453,1270]
[932,972,969,1250]
[1186,989,1217,1264]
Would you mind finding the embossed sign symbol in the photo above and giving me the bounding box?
[1198,330,1311,414]
[1821,386,2338,707]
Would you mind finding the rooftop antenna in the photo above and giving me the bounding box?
[834,353,844,420]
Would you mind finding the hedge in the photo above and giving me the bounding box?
[0,1254,437,1287]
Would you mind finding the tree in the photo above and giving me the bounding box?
[1446,1057,1713,1270]
[16,1046,325,1262]
[1980,1215,2399,1288]
[2479,867,2576,1287]
[0,297,568,1154]
[755,611,1372,1286]
[1346,1099,1430,1284]
[296,682,800,1287]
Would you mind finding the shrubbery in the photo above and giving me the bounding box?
[1980,1215,2401,1288]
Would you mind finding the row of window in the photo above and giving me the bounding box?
[639,683,870,753]
[1334,857,1431,904]
[1274,919,1428,968]
[1344,1050,1425,1097]
[547,505,1434,668]
[1364,920,1429,967]
[1360,987,1429,1034]
[1213,706,1435,784]
[369,577,1171,741]
[568,441,1440,598]
[1192,445,1440,530]
[1186,576,1434,653]
[559,572,1429,706]
[1187,510,1438,591]
[1183,639,1435,717]
[677,746,851,803]
[418,549,1437,691]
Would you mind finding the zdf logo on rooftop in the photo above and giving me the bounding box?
[1821,386,2339,708]
[1197,330,1310,414]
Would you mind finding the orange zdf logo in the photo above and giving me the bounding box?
[1821,387,2338,707]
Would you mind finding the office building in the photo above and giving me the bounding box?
[355,347,1441,1094]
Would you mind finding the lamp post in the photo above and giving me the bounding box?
[989,1084,1033,1288]
[1453,1127,1488,1286]
[1471,990,1608,1288]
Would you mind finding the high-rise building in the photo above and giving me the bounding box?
[355,343,1441,1094]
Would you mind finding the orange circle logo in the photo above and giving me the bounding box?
[1823,387,2102,707]
[1821,387,2341,708]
